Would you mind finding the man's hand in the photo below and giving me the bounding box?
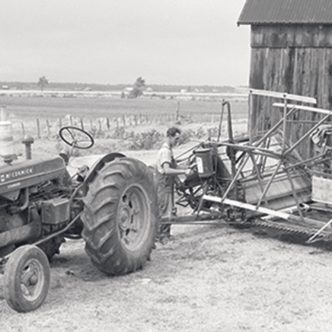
[184,169,192,176]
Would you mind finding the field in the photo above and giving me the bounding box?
[1,95,248,155]
[0,95,248,121]
[2,96,332,331]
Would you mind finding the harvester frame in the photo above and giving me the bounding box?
[162,89,332,246]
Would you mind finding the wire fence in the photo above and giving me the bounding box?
[12,112,232,140]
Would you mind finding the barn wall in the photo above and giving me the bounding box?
[249,24,332,158]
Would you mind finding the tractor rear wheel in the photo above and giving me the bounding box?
[4,245,50,312]
[81,157,157,275]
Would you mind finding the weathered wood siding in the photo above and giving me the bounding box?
[249,24,332,158]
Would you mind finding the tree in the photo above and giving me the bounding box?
[129,77,145,98]
[37,76,49,91]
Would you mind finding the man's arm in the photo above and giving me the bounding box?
[163,163,191,176]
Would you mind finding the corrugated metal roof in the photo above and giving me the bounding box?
[238,0,332,25]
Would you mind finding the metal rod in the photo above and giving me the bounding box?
[203,195,291,220]
[286,120,332,124]
[284,153,326,171]
[175,142,202,162]
[282,97,288,151]
[235,109,296,165]
[306,219,332,244]
[248,152,268,205]
[203,195,323,227]
[161,214,222,224]
[194,183,209,215]
[254,109,297,146]
[255,159,283,209]
[223,100,237,182]
[248,91,253,143]
[259,136,271,174]
[160,220,226,225]
[219,153,250,202]
[262,205,300,220]
[217,100,225,142]
[222,142,282,159]
[284,115,330,156]
[273,103,332,115]
[283,162,304,221]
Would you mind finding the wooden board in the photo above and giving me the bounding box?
[312,176,332,204]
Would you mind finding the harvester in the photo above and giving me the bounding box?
[163,90,332,250]
[0,121,157,312]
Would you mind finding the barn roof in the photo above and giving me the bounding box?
[238,0,332,25]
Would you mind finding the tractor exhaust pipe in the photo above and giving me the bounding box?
[22,135,34,160]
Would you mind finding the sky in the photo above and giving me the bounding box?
[0,0,250,86]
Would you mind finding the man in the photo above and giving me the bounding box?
[155,127,191,243]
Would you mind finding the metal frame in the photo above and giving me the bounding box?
[163,89,332,244]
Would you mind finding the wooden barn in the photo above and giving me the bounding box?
[238,0,332,157]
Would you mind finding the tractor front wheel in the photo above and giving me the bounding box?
[82,157,157,275]
[4,245,50,312]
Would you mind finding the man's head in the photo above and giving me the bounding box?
[166,127,181,147]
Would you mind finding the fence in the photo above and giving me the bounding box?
[12,112,232,140]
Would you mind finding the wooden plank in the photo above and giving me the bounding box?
[250,89,316,103]
[251,25,332,48]
[312,176,332,204]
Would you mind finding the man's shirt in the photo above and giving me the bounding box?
[156,141,173,174]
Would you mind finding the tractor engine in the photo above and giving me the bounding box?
[0,156,73,258]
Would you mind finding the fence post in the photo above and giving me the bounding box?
[36,118,41,139]
[80,118,84,130]
[98,119,102,136]
[106,117,110,130]
[46,119,51,138]
[176,101,180,122]
[21,122,25,137]
[59,118,62,130]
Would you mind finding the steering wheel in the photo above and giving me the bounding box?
[59,126,94,150]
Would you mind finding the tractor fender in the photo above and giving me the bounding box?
[81,152,125,194]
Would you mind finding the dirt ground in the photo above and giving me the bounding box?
[2,225,332,331]
[2,142,332,331]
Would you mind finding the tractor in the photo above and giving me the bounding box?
[0,125,157,312]
[162,90,332,250]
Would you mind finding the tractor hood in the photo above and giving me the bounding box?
[0,157,67,194]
